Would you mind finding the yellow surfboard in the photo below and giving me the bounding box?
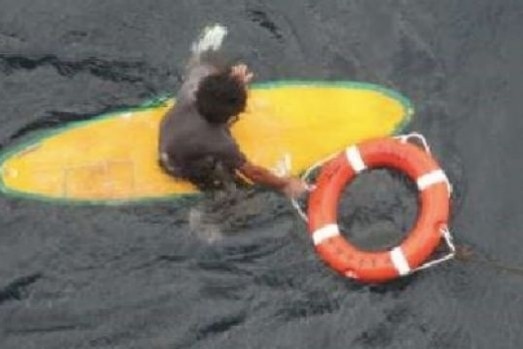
[0,81,412,203]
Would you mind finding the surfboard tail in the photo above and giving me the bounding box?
[191,24,228,56]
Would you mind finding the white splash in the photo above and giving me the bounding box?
[272,153,292,177]
[191,24,228,55]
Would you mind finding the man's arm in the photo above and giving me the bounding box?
[237,161,308,198]
[238,162,287,189]
[185,24,228,77]
[178,25,228,101]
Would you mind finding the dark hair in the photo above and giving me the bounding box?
[196,70,247,124]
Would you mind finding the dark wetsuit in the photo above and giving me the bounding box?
[159,64,246,191]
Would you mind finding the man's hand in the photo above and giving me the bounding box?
[231,64,254,85]
[281,177,309,199]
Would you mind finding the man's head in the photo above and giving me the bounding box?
[196,69,247,124]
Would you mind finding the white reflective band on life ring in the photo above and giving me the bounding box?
[390,247,411,275]
[345,146,367,173]
[417,169,448,191]
[312,224,340,245]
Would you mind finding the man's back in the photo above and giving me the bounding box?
[158,63,246,188]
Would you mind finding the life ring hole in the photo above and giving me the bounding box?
[338,168,419,251]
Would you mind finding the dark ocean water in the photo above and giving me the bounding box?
[1,1,523,348]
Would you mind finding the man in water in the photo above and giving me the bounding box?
[159,25,308,198]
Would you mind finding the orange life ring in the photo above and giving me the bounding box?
[307,137,451,283]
